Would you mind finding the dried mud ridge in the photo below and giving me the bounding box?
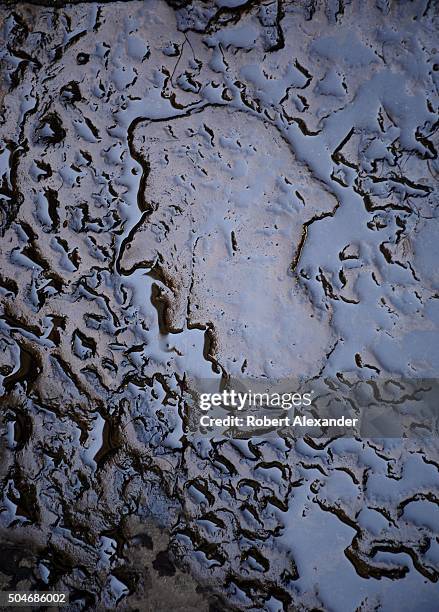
[0,1,438,610]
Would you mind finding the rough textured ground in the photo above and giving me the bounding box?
[0,0,438,610]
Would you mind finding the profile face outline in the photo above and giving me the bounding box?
[120,105,337,378]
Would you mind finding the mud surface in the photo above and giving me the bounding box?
[0,1,438,610]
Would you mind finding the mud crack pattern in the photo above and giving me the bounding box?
[0,1,438,610]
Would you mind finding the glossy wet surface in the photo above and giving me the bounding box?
[0,1,438,609]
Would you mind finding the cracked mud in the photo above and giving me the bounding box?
[0,1,438,610]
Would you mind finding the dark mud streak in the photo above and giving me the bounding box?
[291,200,340,273]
